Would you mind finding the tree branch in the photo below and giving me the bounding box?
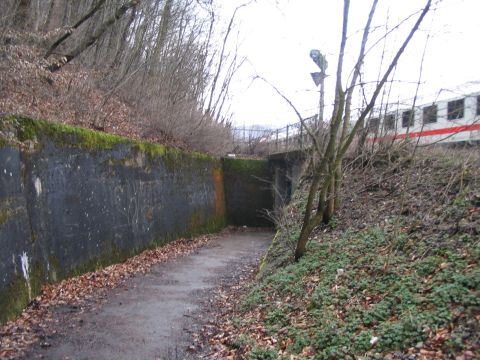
[45,0,107,59]
[48,0,140,72]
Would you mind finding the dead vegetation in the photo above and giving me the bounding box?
[0,31,147,142]
[0,0,243,154]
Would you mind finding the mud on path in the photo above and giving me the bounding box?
[24,231,273,360]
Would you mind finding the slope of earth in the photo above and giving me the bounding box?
[0,31,183,148]
[0,229,273,359]
[208,147,479,359]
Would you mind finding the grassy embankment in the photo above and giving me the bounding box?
[227,147,479,359]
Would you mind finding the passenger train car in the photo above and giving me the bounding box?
[367,91,480,145]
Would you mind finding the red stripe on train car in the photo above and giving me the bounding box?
[367,123,480,142]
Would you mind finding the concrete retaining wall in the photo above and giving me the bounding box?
[0,116,226,323]
[222,158,273,227]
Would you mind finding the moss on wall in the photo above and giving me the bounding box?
[0,137,10,148]
[0,261,44,324]
[0,116,217,164]
[0,115,229,325]
[0,208,14,226]
[0,115,275,325]
[0,115,129,150]
[68,213,225,281]
[0,198,18,226]
[0,208,223,325]
[222,157,271,174]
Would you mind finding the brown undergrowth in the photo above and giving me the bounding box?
[0,31,186,150]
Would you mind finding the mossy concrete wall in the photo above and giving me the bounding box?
[0,116,226,323]
[222,158,273,227]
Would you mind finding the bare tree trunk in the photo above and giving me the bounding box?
[62,0,71,27]
[206,2,251,116]
[323,176,335,224]
[117,10,149,81]
[294,0,432,260]
[13,0,31,30]
[48,0,139,72]
[31,0,41,32]
[149,0,173,73]
[43,0,56,32]
[45,0,107,59]
[111,4,137,68]
[330,0,379,219]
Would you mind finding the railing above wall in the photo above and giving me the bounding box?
[231,115,319,156]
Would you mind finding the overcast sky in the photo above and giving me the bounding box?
[219,0,480,128]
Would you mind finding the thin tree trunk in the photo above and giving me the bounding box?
[48,0,140,72]
[323,177,335,224]
[32,0,41,32]
[118,11,148,82]
[43,0,56,32]
[45,0,107,59]
[206,2,251,116]
[338,0,432,160]
[112,4,137,68]
[13,0,31,30]
[149,0,173,73]
[62,0,71,27]
[294,0,431,260]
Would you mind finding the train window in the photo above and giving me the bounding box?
[423,105,437,124]
[369,117,380,132]
[477,96,480,116]
[402,110,414,128]
[384,114,396,130]
[447,98,464,120]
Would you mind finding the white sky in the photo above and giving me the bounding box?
[218,0,480,128]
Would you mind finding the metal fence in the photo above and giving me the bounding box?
[231,115,319,155]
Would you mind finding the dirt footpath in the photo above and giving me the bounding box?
[25,231,272,360]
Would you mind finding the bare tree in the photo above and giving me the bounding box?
[0,0,245,154]
[13,0,31,30]
[48,0,139,72]
[294,0,433,260]
[45,0,107,59]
